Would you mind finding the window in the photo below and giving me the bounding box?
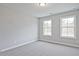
[43,20,51,36]
[61,16,75,38]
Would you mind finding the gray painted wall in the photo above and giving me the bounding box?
[0,5,38,50]
[39,10,79,47]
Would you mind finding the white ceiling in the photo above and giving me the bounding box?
[0,3,79,17]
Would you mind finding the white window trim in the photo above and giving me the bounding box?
[60,15,76,39]
[43,20,52,36]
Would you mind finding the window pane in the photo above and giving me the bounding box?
[61,18,68,27]
[43,20,51,35]
[61,28,68,37]
[43,29,48,35]
[61,16,75,38]
[68,17,74,27]
[67,28,74,37]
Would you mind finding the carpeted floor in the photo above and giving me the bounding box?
[0,41,79,56]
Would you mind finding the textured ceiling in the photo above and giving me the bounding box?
[0,3,79,17]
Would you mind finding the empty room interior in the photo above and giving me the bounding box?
[1,3,79,56]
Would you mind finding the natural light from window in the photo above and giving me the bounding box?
[43,20,51,36]
[61,16,75,38]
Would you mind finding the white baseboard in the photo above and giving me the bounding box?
[39,39,79,48]
[0,40,37,52]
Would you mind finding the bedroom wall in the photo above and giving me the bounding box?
[39,9,79,47]
[0,5,38,51]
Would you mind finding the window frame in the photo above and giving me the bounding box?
[43,20,52,36]
[60,15,76,39]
